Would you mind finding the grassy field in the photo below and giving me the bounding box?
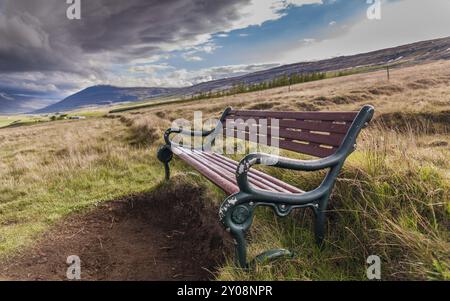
[0,60,448,280]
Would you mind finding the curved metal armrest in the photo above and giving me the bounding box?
[235,152,344,204]
[239,152,343,172]
[164,127,215,145]
[163,107,232,146]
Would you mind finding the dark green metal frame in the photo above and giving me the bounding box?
[158,105,374,268]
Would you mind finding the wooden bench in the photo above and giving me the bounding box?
[157,105,374,267]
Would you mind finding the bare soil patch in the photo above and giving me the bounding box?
[0,179,231,280]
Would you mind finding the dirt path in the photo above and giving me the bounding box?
[0,179,231,280]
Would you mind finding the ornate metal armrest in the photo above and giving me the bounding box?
[163,107,232,147]
[235,152,344,202]
[163,127,215,146]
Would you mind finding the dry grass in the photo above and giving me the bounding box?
[128,60,450,119]
[0,118,164,257]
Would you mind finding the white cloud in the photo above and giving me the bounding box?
[285,0,323,6]
[129,64,174,74]
[102,63,281,88]
[280,0,450,63]
[228,0,323,31]
[0,92,14,101]
[129,54,171,65]
[163,63,281,86]
[182,55,203,62]
[301,38,316,44]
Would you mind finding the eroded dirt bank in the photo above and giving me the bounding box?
[0,178,231,280]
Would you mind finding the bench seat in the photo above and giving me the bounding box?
[173,146,304,195]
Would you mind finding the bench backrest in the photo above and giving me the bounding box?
[221,109,364,158]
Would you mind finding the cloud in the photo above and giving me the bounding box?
[128,64,174,74]
[1,0,322,110]
[229,0,323,29]
[182,55,203,62]
[97,62,281,88]
[280,0,450,62]
[164,63,282,86]
[0,0,323,75]
[0,92,14,101]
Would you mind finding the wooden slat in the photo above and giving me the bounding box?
[223,127,345,147]
[279,140,335,158]
[280,129,344,147]
[173,146,305,193]
[197,151,293,193]
[221,130,337,158]
[228,110,358,122]
[225,118,351,134]
[208,152,303,193]
[192,150,284,193]
[279,119,350,134]
[179,147,278,193]
[174,147,238,194]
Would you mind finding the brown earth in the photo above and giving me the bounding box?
[0,179,231,281]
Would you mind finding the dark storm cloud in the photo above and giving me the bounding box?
[0,0,251,74]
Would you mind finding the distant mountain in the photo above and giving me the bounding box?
[33,85,178,114]
[26,36,450,114]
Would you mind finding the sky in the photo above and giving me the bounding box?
[1,0,450,112]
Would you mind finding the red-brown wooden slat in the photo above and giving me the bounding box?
[279,128,344,147]
[222,129,339,156]
[278,140,335,158]
[279,119,350,134]
[179,147,280,193]
[224,127,345,147]
[184,148,298,193]
[173,146,305,194]
[196,150,295,193]
[191,150,277,192]
[224,118,351,134]
[208,152,304,193]
[192,150,283,193]
[178,148,236,184]
[228,110,358,122]
[174,147,239,194]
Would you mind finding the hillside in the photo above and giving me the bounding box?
[31,36,450,114]
[32,85,177,114]
[182,36,450,95]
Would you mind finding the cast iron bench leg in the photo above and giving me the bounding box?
[233,229,248,268]
[314,196,330,248]
[219,193,254,268]
[157,145,173,181]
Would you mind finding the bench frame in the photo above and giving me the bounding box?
[157,105,374,267]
